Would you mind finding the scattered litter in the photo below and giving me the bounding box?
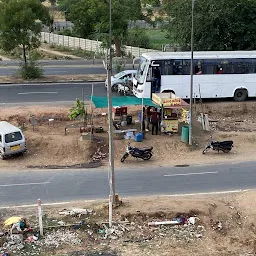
[57,221,66,226]
[148,216,198,227]
[41,229,82,248]
[59,208,93,217]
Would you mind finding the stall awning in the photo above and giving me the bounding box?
[92,96,157,108]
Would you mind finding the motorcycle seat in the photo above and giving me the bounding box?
[137,146,153,151]
[213,140,233,146]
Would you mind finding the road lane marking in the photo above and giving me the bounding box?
[164,171,218,177]
[0,181,50,187]
[18,92,58,95]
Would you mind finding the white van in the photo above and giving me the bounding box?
[0,121,26,159]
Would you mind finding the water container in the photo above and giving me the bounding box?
[135,132,143,142]
[181,125,189,143]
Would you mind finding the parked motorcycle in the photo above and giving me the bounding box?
[202,136,233,154]
[121,143,153,162]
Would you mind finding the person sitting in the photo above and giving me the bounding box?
[217,66,223,74]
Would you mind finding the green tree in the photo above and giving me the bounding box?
[0,0,50,64]
[126,28,150,48]
[141,0,161,7]
[163,0,256,51]
[59,0,142,56]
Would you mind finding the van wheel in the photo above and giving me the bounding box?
[234,89,248,102]
[112,84,118,92]
[0,154,6,160]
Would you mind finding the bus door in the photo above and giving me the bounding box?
[151,61,162,94]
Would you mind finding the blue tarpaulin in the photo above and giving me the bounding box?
[92,96,157,108]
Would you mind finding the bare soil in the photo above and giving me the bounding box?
[1,191,256,255]
[0,102,256,169]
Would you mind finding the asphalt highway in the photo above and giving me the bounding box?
[0,59,134,76]
[0,161,256,207]
[0,82,107,105]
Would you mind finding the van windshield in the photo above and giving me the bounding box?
[5,132,22,143]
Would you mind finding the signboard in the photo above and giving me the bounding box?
[152,93,181,107]
[161,120,179,133]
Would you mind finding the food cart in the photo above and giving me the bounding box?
[152,93,189,133]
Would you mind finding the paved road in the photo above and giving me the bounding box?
[0,66,106,76]
[0,59,135,76]
[0,161,256,207]
[0,82,108,105]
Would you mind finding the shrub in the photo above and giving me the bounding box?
[20,60,43,79]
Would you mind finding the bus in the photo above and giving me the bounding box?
[132,51,256,101]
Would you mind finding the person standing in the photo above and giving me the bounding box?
[146,106,152,131]
[151,107,159,135]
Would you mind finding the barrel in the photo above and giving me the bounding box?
[181,125,189,143]
[135,132,143,142]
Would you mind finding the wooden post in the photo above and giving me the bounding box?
[204,114,210,131]
[200,113,205,130]
[38,199,43,236]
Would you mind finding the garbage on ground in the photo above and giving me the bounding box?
[148,216,198,227]
[59,208,93,217]
[100,223,129,240]
[41,229,82,248]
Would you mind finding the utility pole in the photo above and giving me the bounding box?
[189,0,195,146]
[107,0,115,227]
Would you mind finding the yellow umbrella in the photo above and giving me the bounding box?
[4,216,21,227]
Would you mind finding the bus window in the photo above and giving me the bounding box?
[233,59,246,74]
[163,60,173,75]
[172,60,183,75]
[183,60,190,75]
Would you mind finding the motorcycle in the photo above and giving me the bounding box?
[117,81,133,96]
[121,143,153,162]
[202,136,233,154]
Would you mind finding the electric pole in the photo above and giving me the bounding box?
[107,0,115,227]
[189,0,195,146]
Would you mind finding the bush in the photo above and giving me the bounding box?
[125,27,150,48]
[20,61,43,79]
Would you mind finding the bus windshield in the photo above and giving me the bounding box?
[136,57,148,84]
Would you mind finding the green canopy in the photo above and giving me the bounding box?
[92,96,157,108]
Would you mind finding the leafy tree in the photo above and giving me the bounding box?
[126,28,150,48]
[59,0,142,56]
[141,0,161,7]
[0,0,50,64]
[163,0,256,51]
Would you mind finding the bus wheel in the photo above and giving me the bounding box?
[234,89,248,102]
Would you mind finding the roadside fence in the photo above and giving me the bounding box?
[40,32,158,58]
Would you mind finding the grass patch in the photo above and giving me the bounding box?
[49,44,104,59]
[145,29,170,50]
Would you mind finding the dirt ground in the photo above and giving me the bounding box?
[1,191,256,255]
[0,101,256,169]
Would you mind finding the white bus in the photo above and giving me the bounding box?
[133,51,256,101]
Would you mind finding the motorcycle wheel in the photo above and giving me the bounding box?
[202,146,210,154]
[142,152,152,160]
[222,148,231,153]
[121,153,129,162]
